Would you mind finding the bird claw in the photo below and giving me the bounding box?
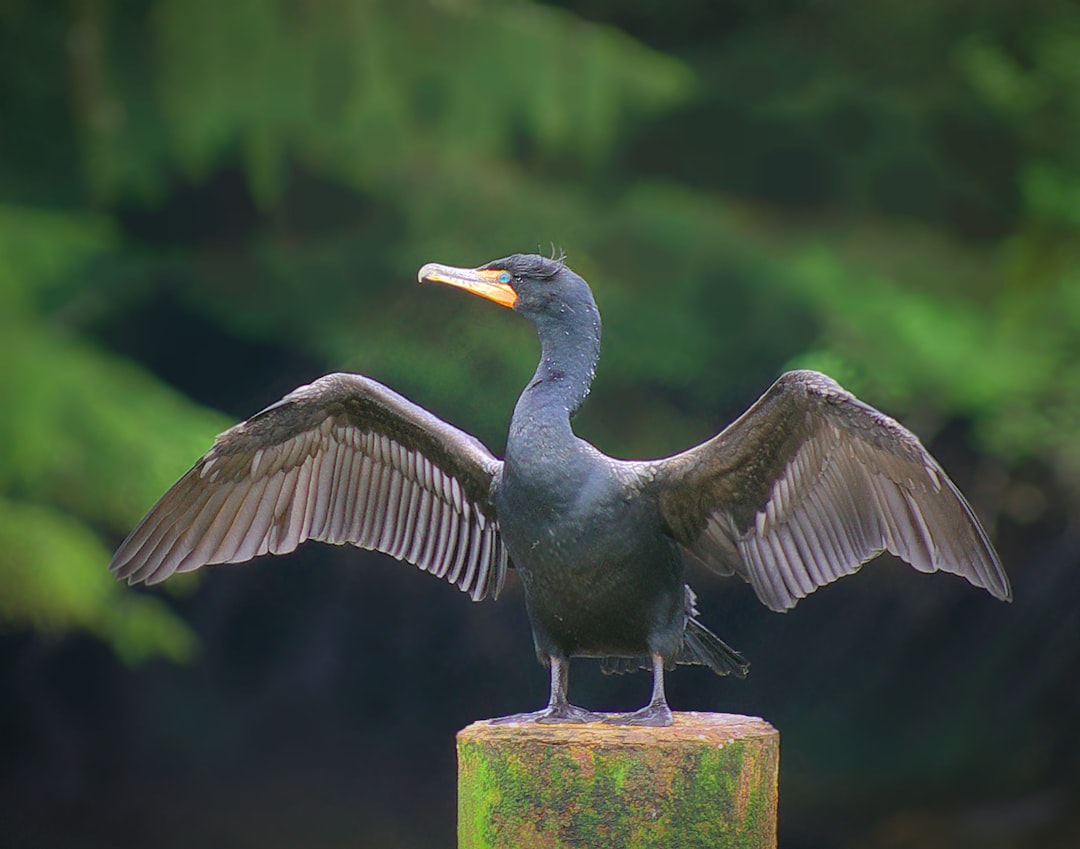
[490,704,604,725]
[603,703,674,727]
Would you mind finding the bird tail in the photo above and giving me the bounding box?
[679,617,749,678]
[599,618,749,678]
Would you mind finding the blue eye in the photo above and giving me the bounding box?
[498,272,511,284]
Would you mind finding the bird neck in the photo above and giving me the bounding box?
[511,303,602,437]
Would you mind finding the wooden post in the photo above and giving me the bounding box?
[458,712,779,849]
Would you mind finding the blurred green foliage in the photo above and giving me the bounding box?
[1,0,1077,664]
[0,204,218,661]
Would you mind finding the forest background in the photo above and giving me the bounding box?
[1,1,1078,847]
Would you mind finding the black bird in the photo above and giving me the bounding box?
[110,254,1010,726]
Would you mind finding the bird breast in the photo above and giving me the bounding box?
[497,446,652,572]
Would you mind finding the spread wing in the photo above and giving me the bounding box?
[649,370,1010,612]
[110,373,508,601]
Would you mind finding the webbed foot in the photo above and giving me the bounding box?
[603,702,674,727]
[490,704,605,725]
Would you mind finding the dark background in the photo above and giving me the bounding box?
[1,1,1078,847]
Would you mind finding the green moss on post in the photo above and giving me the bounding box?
[458,712,779,849]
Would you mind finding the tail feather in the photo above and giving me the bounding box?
[599,619,750,679]
[600,656,647,675]
[678,617,749,678]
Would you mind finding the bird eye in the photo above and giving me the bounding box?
[498,272,511,284]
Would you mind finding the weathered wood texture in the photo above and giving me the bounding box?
[458,712,779,849]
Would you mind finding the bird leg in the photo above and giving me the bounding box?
[604,653,674,727]
[490,656,603,724]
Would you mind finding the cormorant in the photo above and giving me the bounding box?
[110,254,1010,726]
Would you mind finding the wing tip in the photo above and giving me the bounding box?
[107,547,144,586]
[983,568,1013,603]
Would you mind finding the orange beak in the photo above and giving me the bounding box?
[417,262,518,309]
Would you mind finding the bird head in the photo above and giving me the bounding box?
[418,254,596,326]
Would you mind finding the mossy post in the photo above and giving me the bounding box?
[457,712,779,848]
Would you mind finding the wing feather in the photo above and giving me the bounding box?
[651,370,1010,611]
[111,373,507,601]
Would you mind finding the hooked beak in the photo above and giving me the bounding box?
[417,262,518,309]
